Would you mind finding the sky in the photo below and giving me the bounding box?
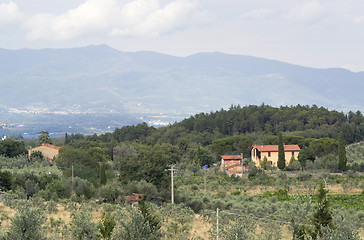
[1,0,364,71]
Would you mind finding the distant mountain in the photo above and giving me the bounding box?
[0,44,363,136]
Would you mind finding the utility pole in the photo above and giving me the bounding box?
[72,164,74,182]
[322,176,328,189]
[216,208,219,240]
[204,168,207,193]
[167,165,177,204]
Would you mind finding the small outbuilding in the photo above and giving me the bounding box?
[220,155,248,176]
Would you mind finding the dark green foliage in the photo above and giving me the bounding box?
[190,146,213,167]
[0,139,26,158]
[138,198,161,233]
[64,133,70,145]
[99,162,107,186]
[0,170,13,191]
[248,165,266,179]
[56,146,106,185]
[123,180,159,200]
[209,135,252,159]
[261,156,268,170]
[80,104,364,150]
[285,157,301,171]
[38,130,52,145]
[273,189,289,201]
[6,206,46,240]
[277,133,285,170]
[98,212,116,240]
[112,207,161,240]
[98,183,121,203]
[338,133,347,171]
[112,122,155,143]
[118,143,178,188]
[312,183,334,239]
[264,135,339,158]
[72,177,95,199]
[175,104,361,141]
[298,148,315,171]
[328,194,364,211]
[29,150,44,161]
[70,211,99,240]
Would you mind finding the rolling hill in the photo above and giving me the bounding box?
[0,44,363,136]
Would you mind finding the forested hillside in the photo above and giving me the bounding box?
[96,104,364,145]
[52,104,364,184]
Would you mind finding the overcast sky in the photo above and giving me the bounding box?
[1,0,364,71]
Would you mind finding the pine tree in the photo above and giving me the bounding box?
[312,183,333,239]
[277,133,286,170]
[338,133,347,171]
[37,131,52,145]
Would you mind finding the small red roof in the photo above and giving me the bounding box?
[252,145,300,152]
[41,143,61,150]
[221,155,242,160]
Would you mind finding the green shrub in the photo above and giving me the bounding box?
[6,206,45,240]
[273,189,289,201]
[70,211,98,240]
[231,190,241,196]
[298,173,311,181]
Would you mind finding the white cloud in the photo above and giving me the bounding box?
[111,0,198,37]
[0,1,23,25]
[24,0,205,41]
[288,1,323,22]
[240,9,276,20]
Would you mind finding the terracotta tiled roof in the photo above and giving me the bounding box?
[224,163,242,169]
[221,155,242,160]
[252,145,300,152]
[41,143,61,150]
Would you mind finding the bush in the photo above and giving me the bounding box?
[70,211,98,240]
[98,183,122,203]
[98,212,116,240]
[186,198,204,213]
[248,166,266,180]
[6,206,46,240]
[73,177,95,199]
[285,160,301,171]
[123,180,159,201]
[277,172,287,180]
[273,189,289,201]
[0,170,13,191]
[231,190,241,196]
[298,173,311,181]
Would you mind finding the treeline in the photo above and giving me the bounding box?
[80,104,364,146]
[177,104,364,143]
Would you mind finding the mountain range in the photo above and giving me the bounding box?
[0,44,363,136]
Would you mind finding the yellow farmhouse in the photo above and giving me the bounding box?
[251,144,300,168]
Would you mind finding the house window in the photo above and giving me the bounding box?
[292,151,294,156]
[268,152,271,157]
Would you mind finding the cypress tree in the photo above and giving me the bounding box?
[277,133,286,170]
[64,133,70,145]
[338,133,347,171]
[99,162,107,186]
[312,183,334,239]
